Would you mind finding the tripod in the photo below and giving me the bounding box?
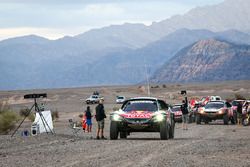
[11,97,55,137]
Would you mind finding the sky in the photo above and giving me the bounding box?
[0,0,225,41]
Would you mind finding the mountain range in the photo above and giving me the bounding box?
[151,39,250,83]
[1,0,250,90]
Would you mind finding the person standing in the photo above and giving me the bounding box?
[237,101,243,125]
[181,99,189,130]
[85,106,92,132]
[95,99,107,139]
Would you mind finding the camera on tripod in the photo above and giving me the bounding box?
[11,92,54,137]
[24,93,47,99]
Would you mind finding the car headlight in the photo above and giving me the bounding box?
[112,114,122,121]
[199,108,205,114]
[218,109,224,114]
[155,114,164,122]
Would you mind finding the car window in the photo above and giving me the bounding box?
[158,100,168,110]
[123,101,158,112]
[226,102,231,108]
[205,103,224,109]
[172,106,181,112]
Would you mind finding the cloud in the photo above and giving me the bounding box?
[0,0,224,40]
[0,27,92,40]
[82,3,124,16]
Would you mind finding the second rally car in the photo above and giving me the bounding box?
[110,97,175,140]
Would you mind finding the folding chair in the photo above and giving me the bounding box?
[68,119,82,137]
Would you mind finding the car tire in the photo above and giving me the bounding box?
[231,112,237,125]
[196,114,201,124]
[169,114,175,139]
[120,132,127,139]
[110,121,119,140]
[160,121,169,140]
[223,114,229,125]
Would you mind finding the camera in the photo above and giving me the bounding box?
[24,93,47,99]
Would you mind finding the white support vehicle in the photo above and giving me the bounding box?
[85,95,104,104]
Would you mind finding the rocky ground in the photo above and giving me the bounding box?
[0,121,250,167]
[0,81,250,167]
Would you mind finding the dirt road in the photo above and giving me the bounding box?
[1,121,250,167]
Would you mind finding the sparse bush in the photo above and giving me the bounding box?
[52,110,59,121]
[113,107,119,111]
[234,93,246,100]
[19,108,30,117]
[19,108,35,121]
[0,108,19,135]
[28,113,35,122]
[151,85,159,88]
[79,114,83,118]
[162,84,167,88]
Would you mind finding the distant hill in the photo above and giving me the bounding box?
[151,0,250,36]
[1,0,250,90]
[150,39,250,83]
[1,29,250,90]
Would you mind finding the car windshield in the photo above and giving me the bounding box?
[123,101,158,112]
[117,97,124,99]
[205,103,224,109]
[172,106,181,112]
[232,101,241,106]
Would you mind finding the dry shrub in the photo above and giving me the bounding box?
[19,108,30,117]
[19,108,35,121]
[0,102,19,135]
[113,107,120,111]
[28,114,35,122]
[79,114,83,118]
[234,93,246,100]
[162,84,167,88]
[52,110,59,121]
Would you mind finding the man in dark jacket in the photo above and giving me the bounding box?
[181,99,189,130]
[95,99,106,139]
[237,101,243,125]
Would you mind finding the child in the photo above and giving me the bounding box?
[82,114,86,132]
[85,106,92,132]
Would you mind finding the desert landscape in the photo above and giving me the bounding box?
[0,81,250,167]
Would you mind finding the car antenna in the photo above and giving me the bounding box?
[144,61,151,97]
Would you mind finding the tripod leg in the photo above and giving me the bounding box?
[11,104,35,137]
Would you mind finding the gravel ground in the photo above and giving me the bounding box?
[1,82,250,167]
[1,121,250,167]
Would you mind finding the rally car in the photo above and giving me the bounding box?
[171,104,183,122]
[110,97,175,140]
[196,100,236,125]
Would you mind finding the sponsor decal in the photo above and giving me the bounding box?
[121,110,152,118]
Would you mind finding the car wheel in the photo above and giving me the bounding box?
[110,121,119,140]
[223,114,229,125]
[242,116,250,126]
[196,114,201,124]
[169,113,175,139]
[120,132,127,139]
[160,121,169,140]
[231,112,237,125]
